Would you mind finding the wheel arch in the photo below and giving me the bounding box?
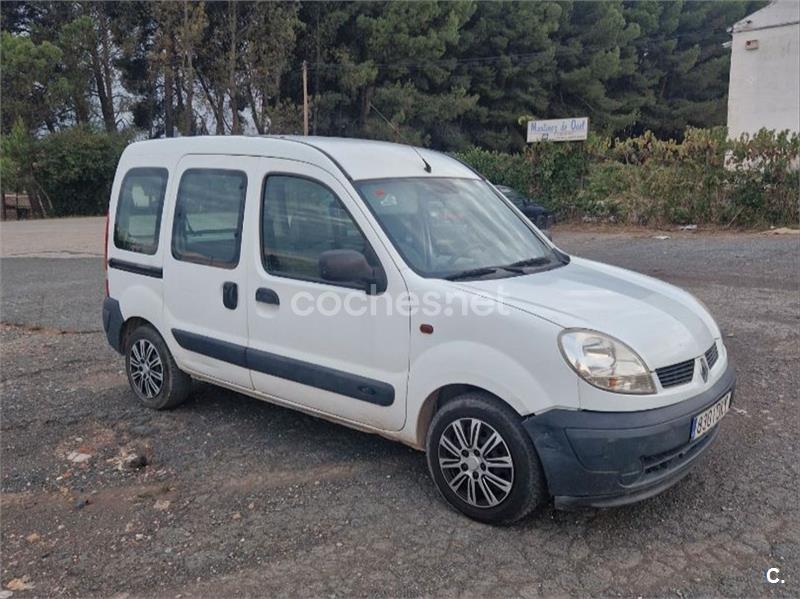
[414,384,520,450]
[103,298,164,357]
[120,316,159,352]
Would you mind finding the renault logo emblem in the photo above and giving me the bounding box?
[700,356,709,383]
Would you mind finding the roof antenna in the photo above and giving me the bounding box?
[369,102,432,173]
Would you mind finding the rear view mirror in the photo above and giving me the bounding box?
[319,250,386,294]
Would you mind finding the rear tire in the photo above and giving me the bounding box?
[124,324,190,410]
[426,392,546,524]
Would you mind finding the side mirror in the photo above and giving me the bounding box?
[319,249,386,294]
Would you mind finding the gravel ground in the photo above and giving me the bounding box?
[1,223,798,597]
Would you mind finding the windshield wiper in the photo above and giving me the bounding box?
[443,267,498,281]
[506,257,551,268]
[444,258,552,281]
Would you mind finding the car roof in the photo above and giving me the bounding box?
[120,135,480,182]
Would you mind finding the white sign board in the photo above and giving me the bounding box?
[527,117,588,142]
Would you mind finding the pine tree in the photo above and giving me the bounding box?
[0,31,68,133]
[296,1,477,146]
[239,2,301,134]
[453,1,562,150]
[623,0,765,138]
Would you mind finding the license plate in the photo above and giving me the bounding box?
[691,392,731,440]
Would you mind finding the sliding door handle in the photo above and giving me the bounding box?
[222,281,238,310]
[255,287,280,306]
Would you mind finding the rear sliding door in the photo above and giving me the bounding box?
[163,155,260,389]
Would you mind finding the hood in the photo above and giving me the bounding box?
[455,257,718,369]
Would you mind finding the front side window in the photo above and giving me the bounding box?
[262,175,374,282]
[357,178,557,279]
[172,169,247,268]
[114,168,168,254]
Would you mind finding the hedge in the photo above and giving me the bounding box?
[2,122,131,217]
[455,127,800,227]
[3,122,797,226]
[35,127,132,216]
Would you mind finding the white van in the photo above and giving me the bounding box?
[103,136,735,523]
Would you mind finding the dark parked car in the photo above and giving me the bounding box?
[494,185,554,236]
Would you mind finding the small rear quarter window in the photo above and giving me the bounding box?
[114,168,169,255]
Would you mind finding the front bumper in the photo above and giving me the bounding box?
[523,362,735,509]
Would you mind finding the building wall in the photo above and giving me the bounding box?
[727,21,800,138]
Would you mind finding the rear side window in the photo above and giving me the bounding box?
[114,168,168,254]
[172,169,247,268]
[262,175,371,281]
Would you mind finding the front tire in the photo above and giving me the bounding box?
[426,392,546,524]
[124,324,190,410]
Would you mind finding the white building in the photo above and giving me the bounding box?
[726,0,800,139]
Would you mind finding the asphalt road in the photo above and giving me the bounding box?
[1,221,798,597]
[0,258,104,332]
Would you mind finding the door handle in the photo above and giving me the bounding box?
[255,287,280,306]
[222,281,238,310]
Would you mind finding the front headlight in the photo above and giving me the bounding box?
[558,329,656,395]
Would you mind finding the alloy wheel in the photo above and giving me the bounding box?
[438,417,514,508]
[129,339,164,399]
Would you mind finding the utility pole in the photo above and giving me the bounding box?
[302,60,309,136]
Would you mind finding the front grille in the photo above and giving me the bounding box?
[705,342,719,369]
[656,359,695,388]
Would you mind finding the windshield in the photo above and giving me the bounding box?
[356,178,557,279]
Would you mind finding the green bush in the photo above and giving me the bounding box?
[575,128,731,225]
[2,124,132,217]
[34,127,132,216]
[454,141,593,210]
[571,162,634,221]
[453,147,536,199]
[725,129,800,226]
[524,137,593,210]
[456,127,799,227]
